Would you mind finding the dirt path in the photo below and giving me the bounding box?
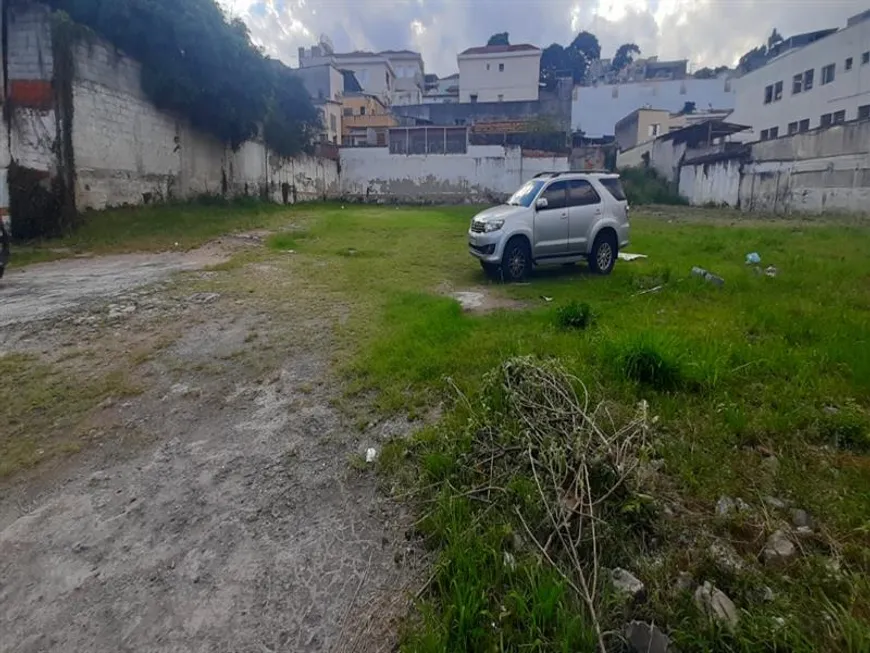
[0,246,418,652]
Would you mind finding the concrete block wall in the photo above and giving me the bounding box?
[679,158,742,207]
[739,121,870,214]
[339,145,569,202]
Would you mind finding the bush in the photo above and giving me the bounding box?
[619,167,688,206]
[556,301,595,330]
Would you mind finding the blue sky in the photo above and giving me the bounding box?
[217,0,868,76]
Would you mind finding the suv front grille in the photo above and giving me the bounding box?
[470,221,486,233]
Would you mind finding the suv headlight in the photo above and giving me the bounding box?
[484,219,505,233]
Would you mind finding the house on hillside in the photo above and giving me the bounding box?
[457,44,542,103]
[341,93,398,146]
[288,64,344,144]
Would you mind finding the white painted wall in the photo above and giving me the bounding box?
[458,51,542,102]
[729,16,870,141]
[340,145,568,201]
[572,78,736,137]
[679,158,742,207]
[337,60,395,104]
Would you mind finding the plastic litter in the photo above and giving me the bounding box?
[619,253,648,262]
[365,448,378,463]
[692,267,725,287]
[746,252,761,264]
[765,266,778,278]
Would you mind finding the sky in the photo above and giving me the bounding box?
[216,0,869,77]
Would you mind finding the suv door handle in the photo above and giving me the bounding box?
[594,209,602,215]
[560,212,568,219]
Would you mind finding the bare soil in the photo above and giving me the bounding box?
[0,242,421,652]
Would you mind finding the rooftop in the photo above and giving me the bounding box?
[459,44,541,56]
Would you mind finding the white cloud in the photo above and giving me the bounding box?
[216,0,868,76]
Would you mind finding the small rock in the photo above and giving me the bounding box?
[88,471,111,485]
[71,542,88,554]
[792,509,813,529]
[709,541,745,574]
[676,571,696,592]
[365,448,378,463]
[763,530,797,566]
[611,568,645,601]
[762,586,776,602]
[773,616,786,629]
[694,581,739,627]
[623,621,671,653]
[761,455,780,475]
[795,525,813,537]
[716,496,751,517]
[122,305,137,314]
[762,496,790,510]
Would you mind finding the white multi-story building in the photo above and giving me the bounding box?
[728,10,870,141]
[572,77,736,138]
[380,50,425,105]
[298,42,426,106]
[457,44,542,103]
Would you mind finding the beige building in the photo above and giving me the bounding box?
[615,107,734,150]
[457,44,542,103]
[341,93,398,146]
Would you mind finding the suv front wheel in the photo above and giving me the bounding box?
[589,231,617,275]
[501,236,531,282]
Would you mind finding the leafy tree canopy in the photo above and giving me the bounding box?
[612,43,640,72]
[487,32,510,46]
[40,0,319,157]
[540,30,603,87]
[570,31,601,62]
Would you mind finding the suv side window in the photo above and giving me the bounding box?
[568,179,601,206]
[540,181,568,209]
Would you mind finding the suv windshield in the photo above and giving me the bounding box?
[507,180,545,207]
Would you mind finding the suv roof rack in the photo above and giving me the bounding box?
[532,170,616,179]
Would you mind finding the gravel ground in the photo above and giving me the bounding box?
[0,246,419,652]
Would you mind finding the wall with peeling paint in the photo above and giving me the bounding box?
[1,3,340,224]
[339,145,569,202]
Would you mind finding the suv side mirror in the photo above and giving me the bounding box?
[535,197,548,210]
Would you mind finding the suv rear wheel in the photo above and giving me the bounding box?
[501,237,531,282]
[589,231,617,275]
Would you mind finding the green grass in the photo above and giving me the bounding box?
[7,200,870,649]
[10,198,293,266]
[259,203,870,651]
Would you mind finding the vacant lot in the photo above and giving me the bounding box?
[2,202,869,652]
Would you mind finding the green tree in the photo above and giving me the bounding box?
[612,43,640,72]
[570,30,601,62]
[487,32,510,46]
[43,0,318,156]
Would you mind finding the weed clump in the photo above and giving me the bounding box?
[556,301,595,330]
[612,334,685,390]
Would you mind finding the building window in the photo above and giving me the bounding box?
[343,108,352,116]
[499,63,505,72]
[760,129,769,140]
[804,69,814,90]
[859,105,870,120]
[648,123,661,137]
[497,94,504,102]
[360,106,366,115]
[792,73,803,94]
[788,121,799,135]
[330,114,337,131]
[799,118,810,132]
[769,126,779,138]
[845,57,853,71]
[774,81,783,101]
[820,113,832,127]
[833,110,846,124]
[764,84,773,104]
[470,94,478,103]
[821,63,835,85]
[863,52,870,65]
[486,63,491,70]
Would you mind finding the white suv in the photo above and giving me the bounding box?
[468,171,630,282]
